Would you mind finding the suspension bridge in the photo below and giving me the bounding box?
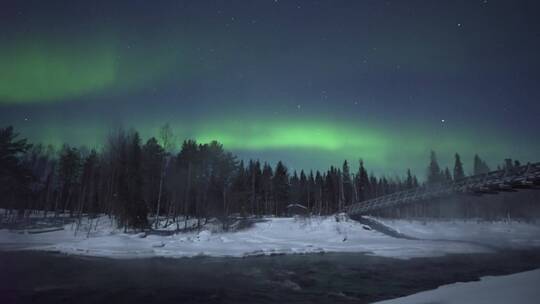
[346,162,540,216]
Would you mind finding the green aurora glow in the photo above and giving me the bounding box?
[14,116,533,176]
[0,38,117,102]
[0,36,184,103]
[2,1,539,178]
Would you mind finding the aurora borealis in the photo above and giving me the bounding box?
[1,0,539,177]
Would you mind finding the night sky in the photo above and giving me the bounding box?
[1,0,539,177]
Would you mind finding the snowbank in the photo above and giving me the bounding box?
[0,215,494,259]
[367,217,540,249]
[372,268,540,304]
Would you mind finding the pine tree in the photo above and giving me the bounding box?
[427,150,443,185]
[342,160,353,206]
[175,139,199,224]
[504,158,514,171]
[248,160,262,215]
[324,169,335,214]
[307,171,315,210]
[261,163,273,215]
[412,175,419,188]
[369,173,378,197]
[405,169,414,189]
[0,126,32,212]
[444,167,452,182]
[79,150,99,213]
[378,177,389,196]
[231,160,249,215]
[314,171,324,214]
[290,170,300,204]
[272,161,289,215]
[58,145,82,215]
[299,170,308,206]
[159,123,176,153]
[453,153,465,180]
[355,160,370,201]
[473,154,490,175]
[142,137,165,227]
[113,131,148,230]
[125,132,148,229]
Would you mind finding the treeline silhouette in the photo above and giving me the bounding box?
[1,125,507,229]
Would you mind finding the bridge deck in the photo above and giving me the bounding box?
[346,162,540,216]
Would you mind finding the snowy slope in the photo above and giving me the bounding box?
[0,215,492,259]
[372,268,540,304]
[366,216,540,248]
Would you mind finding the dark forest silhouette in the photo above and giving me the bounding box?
[1,125,521,230]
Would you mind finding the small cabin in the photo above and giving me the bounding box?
[286,203,308,217]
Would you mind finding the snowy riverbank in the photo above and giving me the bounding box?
[1,215,540,259]
[372,268,540,304]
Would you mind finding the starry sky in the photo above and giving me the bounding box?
[1,0,539,177]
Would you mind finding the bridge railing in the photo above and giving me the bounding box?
[347,161,540,215]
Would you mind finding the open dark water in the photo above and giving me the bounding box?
[1,250,540,304]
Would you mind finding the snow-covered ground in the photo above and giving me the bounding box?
[366,216,540,249]
[0,215,505,259]
[372,268,540,304]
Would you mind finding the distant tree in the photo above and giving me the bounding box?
[174,139,199,226]
[74,150,100,234]
[306,170,315,210]
[355,159,370,201]
[378,177,389,196]
[504,158,514,171]
[342,160,353,206]
[473,154,490,175]
[324,169,335,214]
[444,167,452,182]
[290,170,300,204]
[114,131,148,230]
[453,153,465,180]
[405,169,414,189]
[58,145,82,215]
[412,175,419,188]
[299,170,308,207]
[272,161,289,215]
[127,132,148,229]
[79,150,99,212]
[159,123,176,153]
[142,137,165,227]
[369,173,378,197]
[0,126,32,212]
[231,160,249,215]
[247,160,262,215]
[216,150,237,218]
[314,171,324,214]
[261,163,273,215]
[427,150,443,185]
